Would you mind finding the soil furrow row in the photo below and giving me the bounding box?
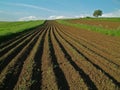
[0,24,44,48]
[51,26,88,90]
[56,26,120,78]
[0,28,43,89]
[0,29,42,73]
[41,26,58,90]
[52,26,97,90]
[53,25,119,89]
[57,24,120,67]
[14,27,46,90]
[59,23,120,57]
[0,29,39,57]
[0,20,119,90]
[30,27,47,90]
[48,26,69,90]
[0,31,30,48]
[55,26,120,87]
[0,27,38,53]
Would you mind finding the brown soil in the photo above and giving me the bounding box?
[0,20,120,90]
[67,19,120,30]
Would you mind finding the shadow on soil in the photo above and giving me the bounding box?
[0,32,38,72]
[53,28,98,90]
[56,27,120,88]
[30,29,47,90]
[48,28,70,90]
[0,30,41,90]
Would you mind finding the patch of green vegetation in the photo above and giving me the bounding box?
[0,20,44,42]
[57,20,120,36]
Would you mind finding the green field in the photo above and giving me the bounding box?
[0,20,44,42]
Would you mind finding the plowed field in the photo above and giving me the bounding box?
[0,20,120,90]
[67,19,120,29]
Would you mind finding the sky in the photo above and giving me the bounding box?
[0,0,120,21]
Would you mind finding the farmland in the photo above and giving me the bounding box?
[0,19,120,90]
[58,18,120,36]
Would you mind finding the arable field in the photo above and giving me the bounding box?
[0,19,120,90]
[66,18,120,29]
[58,18,120,36]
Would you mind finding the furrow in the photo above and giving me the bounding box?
[57,24,120,67]
[48,26,69,90]
[58,23,120,57]
[0,27,38,54]
[1,20,119,90]
[0,29,38,56]
[52,25,97,90]
[30,27,47,90]
[56,26,120,81]
[67,20,120,45]
[0,29,41,72]
[0,24,44,48]
[41,26,58,90]
[0,27,43,90]
[0,31,30,48]
[14,27,46,90]
[55,26,120,87]
[53,25,119,89]
[51,26,91,90]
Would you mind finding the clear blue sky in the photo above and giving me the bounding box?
[0,0,120,21]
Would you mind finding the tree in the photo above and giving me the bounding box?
[93,10,102,17]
